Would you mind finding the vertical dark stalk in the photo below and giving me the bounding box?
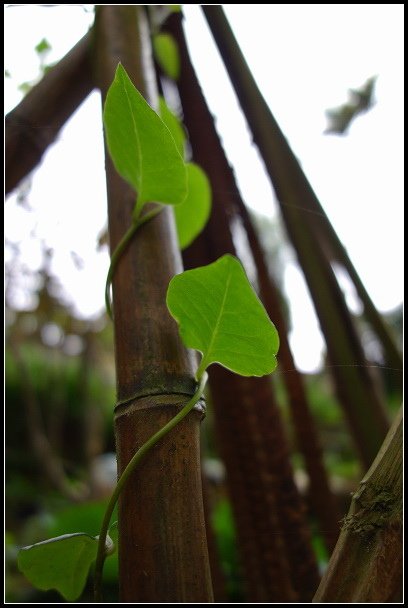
[212,370,322,602]
[235,199,341,552]
[166,14,319,600]
[202,6,390,469]
[93,6,213,602]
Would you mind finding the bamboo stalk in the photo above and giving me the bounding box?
[5,31,93,195]
[239,203,341,552]
[93,6,213,602]
[313,407,402,602]
[202,6,390,469]
[209,370,300,602]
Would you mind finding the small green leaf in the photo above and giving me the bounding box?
[18,82,32,95]
[153,33,180,80]
[159,97,186,158]
[174,163,212,249]
[167,254,279,378]
[18,533,98,601]
[103,64,187,211]
[35,38,51,55]
[42,62,57,75]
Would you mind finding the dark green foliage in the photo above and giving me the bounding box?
[212,499,245,602]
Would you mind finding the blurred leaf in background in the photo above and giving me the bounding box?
[325,76,377,135]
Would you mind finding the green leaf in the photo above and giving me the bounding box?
[103,64,187,211]
[35,38,51,55]
[159,96,186,158]
[18,82,32,95]
[153,33,180,80]
[174,163,212,249]
[166,254,279,378]
[42,62,57,75]
[18,533,98,601]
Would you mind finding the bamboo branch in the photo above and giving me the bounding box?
[202,6,390,468]
[6,31,94,195]
[313,407,402,602]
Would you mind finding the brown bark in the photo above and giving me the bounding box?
[93,6,213,602]
[202,6,390,469]
[236,199,341,552]
[313,408,402,602]
[5,31,94,195]
[210,370,320,602]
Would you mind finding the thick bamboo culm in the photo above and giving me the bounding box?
[93,6,213,602]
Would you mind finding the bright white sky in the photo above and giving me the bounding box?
[4,4,404,372]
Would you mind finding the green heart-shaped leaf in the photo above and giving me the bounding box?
[103,64,187,212]
[166,254,279,378]
[174,162,212,249]
[153,33,180,80]
[18,533,98,601]
[17,525,118,601]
